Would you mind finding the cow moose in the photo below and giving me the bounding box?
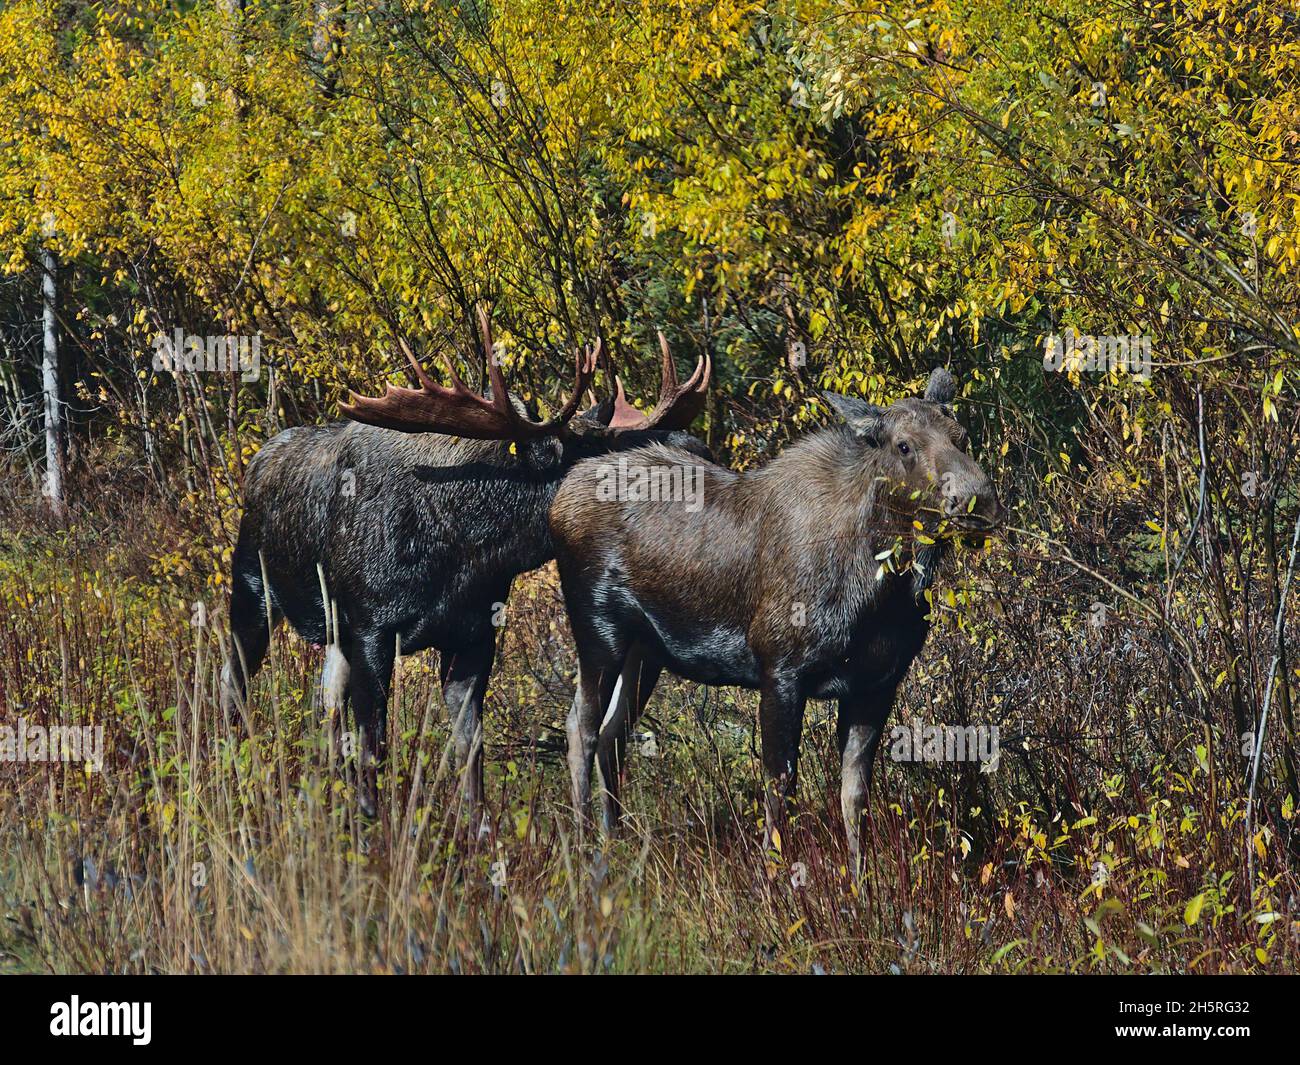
[548,367,1004,865]
[220,309,710,817]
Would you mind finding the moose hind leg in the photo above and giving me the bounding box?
[595,644,662,835]
[220,566,279,727]
[320,644,350,714]
[567,651,622,830]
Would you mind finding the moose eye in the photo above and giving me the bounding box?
[897,441,911,456]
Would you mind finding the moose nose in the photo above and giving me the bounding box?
[941,468,1004,529]
[941,474,977,514]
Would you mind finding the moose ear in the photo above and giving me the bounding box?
[924,367,956,404]
[823,391,885,444]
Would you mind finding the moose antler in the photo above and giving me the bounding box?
[610,331,711,431]
[341,306,599,439]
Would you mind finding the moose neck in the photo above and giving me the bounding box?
[746,426,947,615]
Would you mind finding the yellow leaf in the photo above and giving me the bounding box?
[1184,893,1206,925]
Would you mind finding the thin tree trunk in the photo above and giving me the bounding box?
[40,242,66,520]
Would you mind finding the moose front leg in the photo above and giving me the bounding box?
[837,686,896,876]
[349,629,396,818]
[439,637,496,824]
[757,672,806,852]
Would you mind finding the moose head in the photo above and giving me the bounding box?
[823,367,1005,542]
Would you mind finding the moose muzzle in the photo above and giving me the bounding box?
[939,454,1006,534]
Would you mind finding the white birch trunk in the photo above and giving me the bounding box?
[41,241,65,519]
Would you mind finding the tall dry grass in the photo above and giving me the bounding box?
[1,462,1296,974]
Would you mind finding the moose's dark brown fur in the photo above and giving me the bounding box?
[549,368,1004,863]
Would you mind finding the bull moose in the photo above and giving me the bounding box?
[220,309,710,817]
[548,367,1004,864]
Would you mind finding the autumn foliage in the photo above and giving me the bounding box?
[0,0,1298,972]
